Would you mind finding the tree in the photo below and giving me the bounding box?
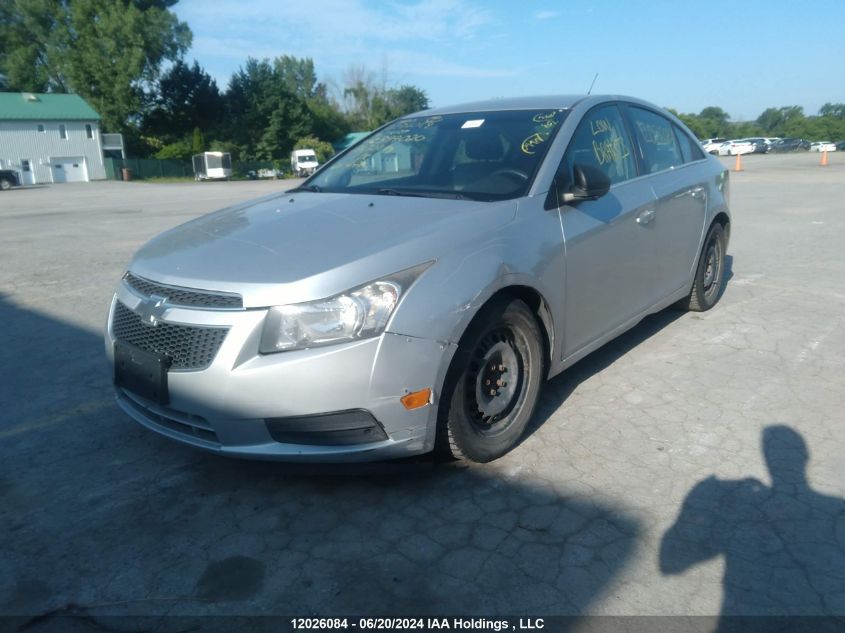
[0,0,191,134]
[274,55,319,101]
[697,106,731,138]
[143,60,223,143]
[191,127,204,154]
[224,57,311,161]
[388,85,429,117]
[275,56,350,143]
[154,138,192,160]
[341,65,429,129]
[0,1,68,92]
[756,106,804,136]
[819,103,845,118]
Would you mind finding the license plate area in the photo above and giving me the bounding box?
[114,341,171,405]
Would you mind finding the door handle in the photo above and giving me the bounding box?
[690,186,706,200]
[636,208,656,225]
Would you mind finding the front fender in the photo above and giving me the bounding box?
[388,253,558,352]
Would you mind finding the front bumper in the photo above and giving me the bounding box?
[105,285,456,462]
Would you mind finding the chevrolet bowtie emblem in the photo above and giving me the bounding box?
[137,294,169,326]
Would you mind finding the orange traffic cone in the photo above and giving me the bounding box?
[734,152,743,172]
[820,150,829,166]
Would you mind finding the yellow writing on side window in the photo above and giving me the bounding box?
[590,118,612,136]
[637,122,673,146]
[592,132,631,166]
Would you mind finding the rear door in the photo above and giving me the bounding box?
[554,104,658,357]
[625,106,707,301]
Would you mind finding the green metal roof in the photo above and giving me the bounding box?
[332,131,370,152]
[0,92,101,121]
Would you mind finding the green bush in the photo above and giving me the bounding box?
[294,135,335,163]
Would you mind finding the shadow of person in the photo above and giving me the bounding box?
[660,426,845,631]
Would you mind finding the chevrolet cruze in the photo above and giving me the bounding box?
[105,95,730,463]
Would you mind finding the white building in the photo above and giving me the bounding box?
[0,92,107,183]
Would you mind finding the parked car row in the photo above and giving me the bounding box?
[701,137,841,155]
[809,141,837,152]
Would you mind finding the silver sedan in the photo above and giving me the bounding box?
[105,95,730,463]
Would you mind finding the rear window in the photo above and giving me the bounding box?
[674,125,705,163]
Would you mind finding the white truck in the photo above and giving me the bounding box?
[192,152,232,181]
[291,149,319,177]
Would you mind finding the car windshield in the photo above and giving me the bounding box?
[304,109,569,201]
[298,155,314,162]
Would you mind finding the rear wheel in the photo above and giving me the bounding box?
[437,298,543,463]
[0,178,11,191]
[677,222,726,312]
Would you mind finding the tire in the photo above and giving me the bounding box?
[0,178,11,191]
[437,298,543,463]
[677,222,727,312]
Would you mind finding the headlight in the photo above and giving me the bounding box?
[259,263,430,353]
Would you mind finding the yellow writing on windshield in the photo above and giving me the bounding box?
[420,116,443,128]
[520,112,561,155]
[533,111,558,129]
[521,133,546,155]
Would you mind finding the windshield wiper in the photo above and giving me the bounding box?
[376,188,427,197]
[376,188,478,200]
[288,184,322,193]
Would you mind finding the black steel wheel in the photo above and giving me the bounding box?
[437,298,543,463]
[677,222,726,312]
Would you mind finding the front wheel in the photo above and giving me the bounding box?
[0,178,11,191]
[677,223,727,312]
[437,298,543,463]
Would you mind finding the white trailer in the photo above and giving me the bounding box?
[192,152,232,180]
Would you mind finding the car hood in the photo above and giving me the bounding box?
[129,191,517,308]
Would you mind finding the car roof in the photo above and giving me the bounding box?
[414,94,658,116]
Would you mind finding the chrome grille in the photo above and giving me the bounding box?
[112,301,228,370]
[123,272,243,309]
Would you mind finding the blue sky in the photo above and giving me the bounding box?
[174,0,845,121]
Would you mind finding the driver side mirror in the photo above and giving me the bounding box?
[561,163,611,203]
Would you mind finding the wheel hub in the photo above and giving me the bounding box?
[473,340,519,420]
[703,237,721,293]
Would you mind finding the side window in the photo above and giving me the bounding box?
[561,105,636,187]
[673,124,705,163]
[628,107,683,173]
[59,124,68,140]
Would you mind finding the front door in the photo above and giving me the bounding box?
[20,159,34,185]
[554,104,658,358]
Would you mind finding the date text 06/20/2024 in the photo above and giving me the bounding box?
[290,618,545,631]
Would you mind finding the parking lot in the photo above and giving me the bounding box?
[2,152,844,627]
